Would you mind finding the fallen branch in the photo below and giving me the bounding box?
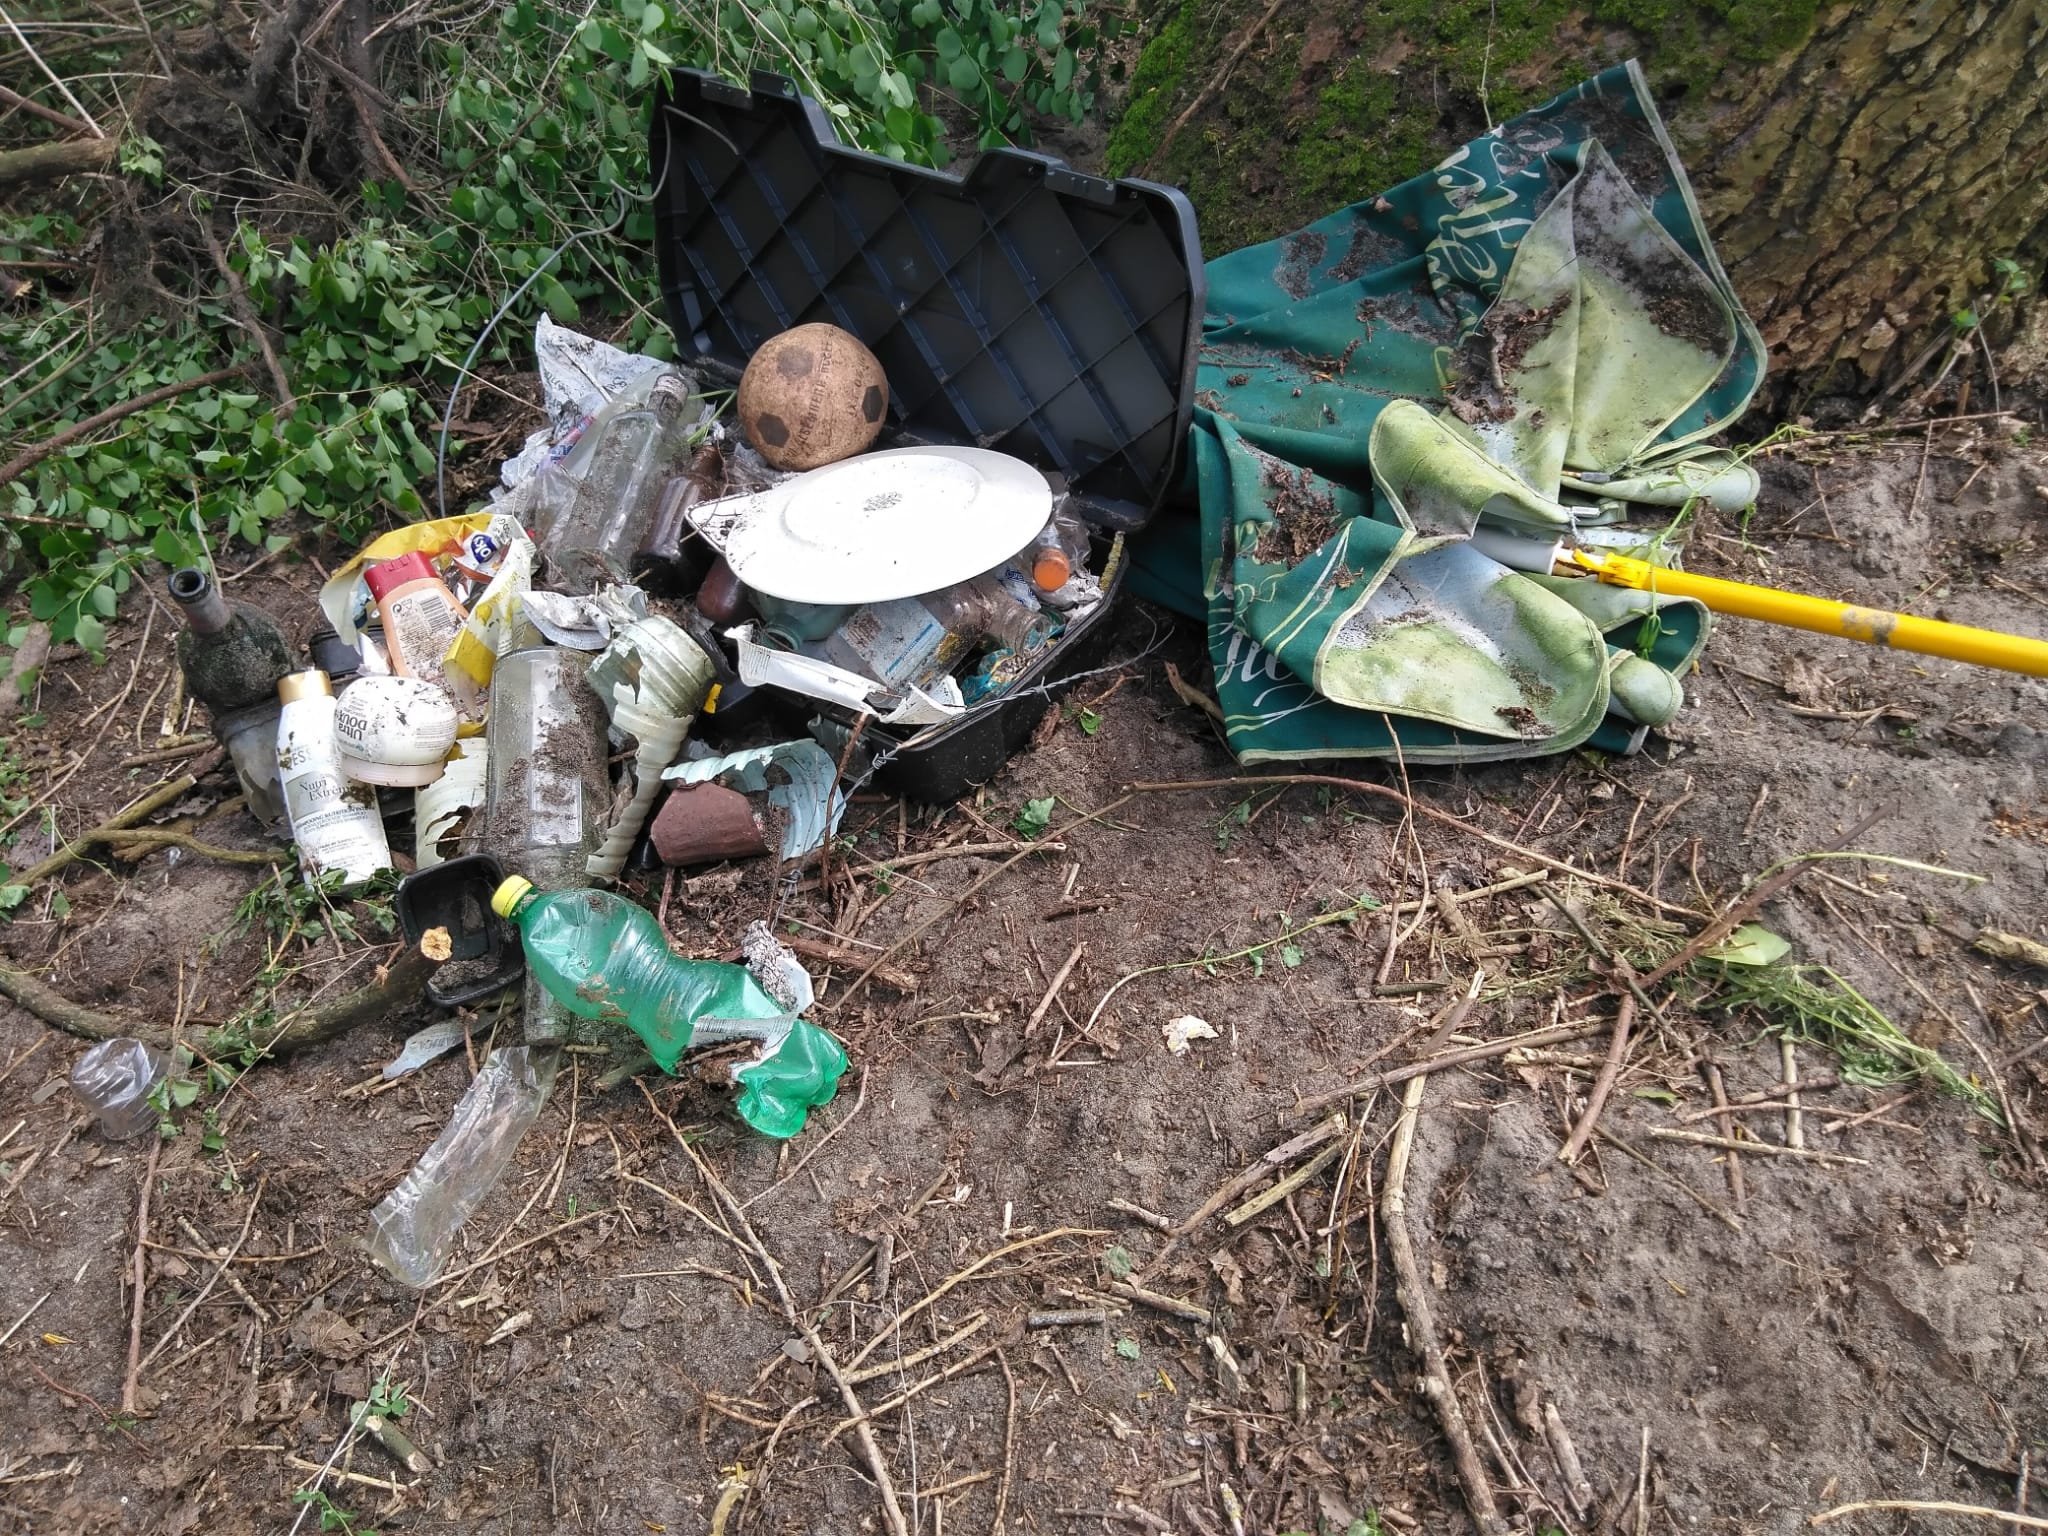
[121,1138,163,1415]
[1108,1280,1212,1326]
[774,935,917,994]
[1224,1140,1344,1227]
[190,209,295,412]
[1646,1128,1868,1167]
[1557,996,1634,1165]
[1808,1500,2048,1531]
[0,368,248,490]
[1291,1018,1610,1118]
[9,768,215,888]
[1137,0,1290,176]
[0,82,95,136]
[1384,1074,1507,1536]
[96,828,285,866]
[0,946,434,1058]
[0,135,108,192]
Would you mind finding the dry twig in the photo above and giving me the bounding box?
[1384,1074,1507,1536]
[121,1138,163,1415]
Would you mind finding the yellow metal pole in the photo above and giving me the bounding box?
[1562,548,2048,679]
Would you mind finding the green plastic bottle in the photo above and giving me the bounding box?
[490,876,847,1138]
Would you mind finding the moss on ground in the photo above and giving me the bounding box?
[1105,0,1822,257]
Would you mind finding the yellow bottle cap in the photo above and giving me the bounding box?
[490,875,535,919]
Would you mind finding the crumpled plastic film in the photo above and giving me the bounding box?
[365,1044,559,1287]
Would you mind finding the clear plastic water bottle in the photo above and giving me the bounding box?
[490,877,847,1137]
[71,1037,168,1140]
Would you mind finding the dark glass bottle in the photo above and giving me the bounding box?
[169,567,295,713]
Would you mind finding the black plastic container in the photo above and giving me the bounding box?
[651,69,1203,800]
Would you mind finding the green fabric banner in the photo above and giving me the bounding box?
[1132,61,1766,762]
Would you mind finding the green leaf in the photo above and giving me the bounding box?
[71,613,106,658]
[1052,45,1074,91]
[1114,1337,1140,1360]
[1076,707,1101,736]
[946,54,978,91]
[1279,944,1303,969]
[1102,1244,1133,1278]
[934,25,963,59]
[0,885,27,912]
[1000,46,1028,82]
[1013,796,1054,839]
[1703,923,1791,968]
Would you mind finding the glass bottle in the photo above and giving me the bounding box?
[169,567,295,825]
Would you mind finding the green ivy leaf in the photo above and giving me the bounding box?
[71,613,106,658]
[1013,796,1054,839]
[1000,46,1028,82]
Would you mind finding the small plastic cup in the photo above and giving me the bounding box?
[71,1038,169,1141]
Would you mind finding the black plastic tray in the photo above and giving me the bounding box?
[651,69,1202,796]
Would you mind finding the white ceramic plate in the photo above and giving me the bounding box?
[699,446,1052,604]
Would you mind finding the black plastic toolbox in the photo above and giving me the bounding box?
[650,68,1203,801]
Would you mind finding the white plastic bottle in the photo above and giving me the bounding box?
[276,669,391,885]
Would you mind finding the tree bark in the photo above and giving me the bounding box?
[1105,0,2048,391]
[1692,0,2048,384]
[0,137,117,190]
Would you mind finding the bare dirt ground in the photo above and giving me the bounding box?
[1,426,2046,1536]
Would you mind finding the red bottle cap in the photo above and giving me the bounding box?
[364,551,437,602]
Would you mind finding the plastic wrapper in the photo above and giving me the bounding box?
[317,512,503,646]
[71,1037,168,1140]
[366,1044,559,1287]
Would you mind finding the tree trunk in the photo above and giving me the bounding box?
[1696,0,2048,385]
[1102,0,2048,393]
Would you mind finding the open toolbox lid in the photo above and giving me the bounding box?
[650,69,1204,529]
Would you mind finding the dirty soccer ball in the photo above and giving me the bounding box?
[737,323,889,471]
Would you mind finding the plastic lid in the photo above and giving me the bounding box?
[277,669,332,704]
[365,551,437,602]
[490,875,535,919]
[1031,546,1071,592]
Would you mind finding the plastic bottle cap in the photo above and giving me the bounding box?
[364,551,438,602]
[1031,547,1071,591]
[490,875,535,919]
